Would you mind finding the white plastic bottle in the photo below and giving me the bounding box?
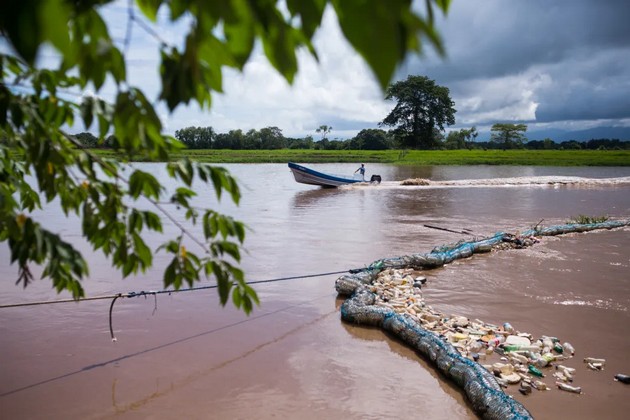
[562,342,575,355]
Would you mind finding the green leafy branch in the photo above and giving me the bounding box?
[0,0,450,313]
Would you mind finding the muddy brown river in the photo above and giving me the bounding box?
[1,163,630,419]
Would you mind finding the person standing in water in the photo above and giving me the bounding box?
[354,163,366,180]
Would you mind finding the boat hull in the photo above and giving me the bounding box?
[288,162,364,188]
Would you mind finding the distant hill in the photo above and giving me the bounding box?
[528,127,630,142]
[477,126,630,142]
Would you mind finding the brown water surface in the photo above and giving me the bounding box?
[1,164,630,419]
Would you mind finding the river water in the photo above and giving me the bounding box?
[1,163,630,419]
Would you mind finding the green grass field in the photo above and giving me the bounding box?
[90,149,630,166]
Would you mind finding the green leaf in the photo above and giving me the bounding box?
[224,14,255,69]
[143,211,163,232]
[137,0,163,22]
[132,233,152,269]
[0,0,66,65]
[128,169,162,199]
[234,221,246,243]
[232,287,242,308]
[434,0,452,13]
[332,0,404,89]
[209,167,223,200]
[286,0,326,39]
[217,240,241,261]
[332,0,446,89]
[128,209,142,231]
[259,20,300,84]
[170,187,196,207]
[164,257,179,289]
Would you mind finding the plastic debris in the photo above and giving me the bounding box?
[335,221,630,418]
[583,357,606,365]
[587,363,604,371]
[556,382,582,394]
[336,268,533,419]
[562,342,575,355]
[614,374,630,384]
[528,365,545,378]
[532,380,549,391]
[519,382,532,395]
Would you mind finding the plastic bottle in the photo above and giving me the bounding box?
[534,357,549,368]
[553,371,568,382]
[557,365,576,375]
[614,374,630,384]
[470,340,483,353]
[532,380,549,391]
[584,357,606,365]
[487,336,505,353]
[509,353,529,365]
[487,336,505,348]
[501,344,520,353]
[542,353,556,363]
[553,343,564,354]
[557,365,574,380]
[528,364,545,377]
[496,363,514,375]
[556,382,582,394]
[503,322,515,333]
[562,342,575,355]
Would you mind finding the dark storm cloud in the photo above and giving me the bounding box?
[402,0,630,124]
[534,47,630,122]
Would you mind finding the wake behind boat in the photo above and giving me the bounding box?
[288,162,381,188]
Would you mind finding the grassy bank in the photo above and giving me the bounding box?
[90,149,630,166]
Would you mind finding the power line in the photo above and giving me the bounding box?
[0,267,356,341]
[0,268,353,310]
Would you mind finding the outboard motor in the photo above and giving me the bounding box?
[370,174,382,184]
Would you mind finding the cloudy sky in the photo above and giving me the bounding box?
[101,1,630,139]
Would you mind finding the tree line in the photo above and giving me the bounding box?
[72,124,630,151]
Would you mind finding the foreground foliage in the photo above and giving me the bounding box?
[0,0,450,308]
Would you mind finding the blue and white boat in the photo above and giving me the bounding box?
[288,162,380,188]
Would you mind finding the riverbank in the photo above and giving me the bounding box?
[88,149,630,166]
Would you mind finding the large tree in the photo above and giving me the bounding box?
[444,126,478,150]
[380,75,456,149]
[352,128,391,150]
[315,125,332,141]
[215,129,246,150]
[259,126,286,149]
[0,0,450,309]
[175,126,215,149]
[490,123,528,149]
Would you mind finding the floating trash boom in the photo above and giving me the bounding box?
[335,219,629,420]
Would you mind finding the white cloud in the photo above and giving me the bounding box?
[451,71,552,125]
[170,7,391,138]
